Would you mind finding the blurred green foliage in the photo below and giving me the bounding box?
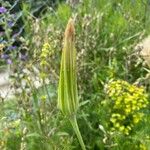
[0,0,150,149]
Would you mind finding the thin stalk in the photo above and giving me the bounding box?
[69,116,86,150]
[26,77,44,134]
[43,79,51,103]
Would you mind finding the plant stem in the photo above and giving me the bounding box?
[69,116,86,150]
[43,79,51,103]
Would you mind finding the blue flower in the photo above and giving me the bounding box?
[7,46,17,51]
[6,59,12,64]
[1,54,9,59]
[0,7,7,13]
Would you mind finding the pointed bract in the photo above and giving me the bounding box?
[58,18,78,116]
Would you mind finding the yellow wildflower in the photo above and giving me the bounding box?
[106,79,149,135]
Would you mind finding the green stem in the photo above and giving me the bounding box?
[69,116,86,150]
[43,79,51,103]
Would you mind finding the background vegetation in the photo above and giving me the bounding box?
[0,0,150,149]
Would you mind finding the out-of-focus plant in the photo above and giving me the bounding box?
[0,0,24,65]
[0,100,21,150]
[58,18,86,150]
[22,0,150,148]
[140,36,150,67]
[1,0,150,149]
[105,79,148,135]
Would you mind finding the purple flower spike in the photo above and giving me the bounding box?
[0,7,7,13]
[7,46,17,51]
[1,54,9,59]
[6,59,12,64]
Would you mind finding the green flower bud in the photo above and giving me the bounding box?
[58,18,79,116]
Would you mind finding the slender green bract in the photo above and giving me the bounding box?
[58,19,86,150]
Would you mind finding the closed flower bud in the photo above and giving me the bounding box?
[58,18,78,116]
[58,19,86,150]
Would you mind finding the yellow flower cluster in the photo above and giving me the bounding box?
[106,80,149,135]
[40,42,52,79]
[139,143,147,150]
[40,43,51,67]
